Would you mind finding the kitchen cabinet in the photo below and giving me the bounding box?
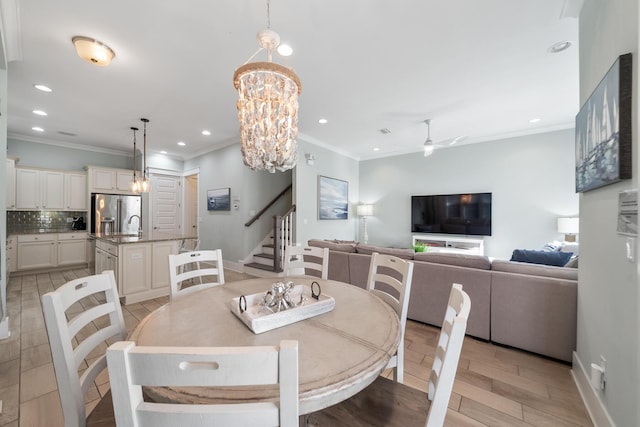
[6,235,17,273]
[65,172,87,210]
[6,158,16,210]
[89,167,135,193]
[94,236,180,304]
[16,167,85,211]
[17,234,57,270]
[57,232,88,266]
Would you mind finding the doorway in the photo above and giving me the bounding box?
[183,172,199,238]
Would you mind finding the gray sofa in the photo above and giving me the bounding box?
[308,239,578,362]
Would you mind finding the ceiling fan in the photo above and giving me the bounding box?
[422,119,467,157]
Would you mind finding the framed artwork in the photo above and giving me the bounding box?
[575,53,632,193]
[207,188,231,211]
[318,175,348,220]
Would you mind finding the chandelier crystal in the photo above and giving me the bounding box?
[233,4,301,173]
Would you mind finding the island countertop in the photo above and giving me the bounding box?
[91,231,195,245]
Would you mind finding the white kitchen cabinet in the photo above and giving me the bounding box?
[17,234,57,270]
[89,167,135,193]
[95,239,118,277]
[6,235,17,273]
[151,240,179,290]
[16,167,65,210]
[65,172,87,210]
[57,232,88,266]
[119,243,152,296]
[6,158,16,210]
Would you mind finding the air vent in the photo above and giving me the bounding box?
[58,131,77,137]
[379,128,391,135]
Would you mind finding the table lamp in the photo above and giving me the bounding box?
[357,204,373,244]
[557,217,579,242]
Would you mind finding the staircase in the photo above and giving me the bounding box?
[245,237,277,272]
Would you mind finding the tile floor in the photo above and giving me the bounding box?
[0,267,593,426]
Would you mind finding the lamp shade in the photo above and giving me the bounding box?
[357,204,373,216]
[557,217,579,234]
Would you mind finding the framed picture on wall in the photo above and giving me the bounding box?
[318,175,348,220]
[207,188,231,211]
[575,52,632,192]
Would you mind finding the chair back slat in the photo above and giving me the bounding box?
[283,245,329,279]
[42,270,126,427]
[168,249,225,301]
[426,283,471,427]
[107,340,299,427]
[365,252,414,383]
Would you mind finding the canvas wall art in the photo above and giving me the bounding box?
[575,53,632,193]
[318,175,348,220]
[207,188,231,211]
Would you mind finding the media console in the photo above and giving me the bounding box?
[412,234,484,256]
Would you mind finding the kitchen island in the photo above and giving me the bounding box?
[93,231,195,304]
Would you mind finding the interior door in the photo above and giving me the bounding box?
[150,174,182,234]
[184,174,198,237]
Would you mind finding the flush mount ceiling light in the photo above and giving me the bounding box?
[423,119,434,157]
[72,36,115,66]
[233,0,301,173]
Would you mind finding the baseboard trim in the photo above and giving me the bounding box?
[572,351,615,427]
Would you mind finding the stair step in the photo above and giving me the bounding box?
[254,253,274,260]
[245,262,276,272]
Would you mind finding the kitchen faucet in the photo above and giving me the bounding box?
[128,215,143,236]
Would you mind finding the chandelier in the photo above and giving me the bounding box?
[233,1,301,173]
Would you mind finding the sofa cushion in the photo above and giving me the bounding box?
[413,252,491,270]
[491,259,578,281]
[510,249,572,267]
[307,239,357,253]
[564,255,579,268]
[355,243,414,260]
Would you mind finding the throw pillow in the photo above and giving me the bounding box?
[565,255,579,268]
[510,249,573,267]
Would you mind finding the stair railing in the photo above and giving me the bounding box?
[273,205,296,272]
[245,184,292,227]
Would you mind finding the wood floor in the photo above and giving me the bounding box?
[0,267,593,426]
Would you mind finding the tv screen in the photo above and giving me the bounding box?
[411,193,492,236]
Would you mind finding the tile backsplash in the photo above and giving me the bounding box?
[7,211,87,234]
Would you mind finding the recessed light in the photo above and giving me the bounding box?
[201,130,211,136]
[373,147,380,152]
[529,118,541,123]
[318,118,328,124]
[548,41,572,54]
[32,110,47,116]
[32,126,44,132]
[177,141,186,146]
[160,150,167,154]
[33,84,53,92]
[277,44,293,57]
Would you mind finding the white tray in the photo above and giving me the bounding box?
[229,284,335,334]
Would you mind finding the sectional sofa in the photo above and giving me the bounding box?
[308,239,578,362]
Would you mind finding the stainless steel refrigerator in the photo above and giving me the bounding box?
[91,193,142,235]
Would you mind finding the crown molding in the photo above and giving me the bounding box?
[8,132,131,157]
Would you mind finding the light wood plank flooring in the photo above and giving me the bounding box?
[0,267,593,426]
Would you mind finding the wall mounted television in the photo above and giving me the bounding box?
[411,193,492,236]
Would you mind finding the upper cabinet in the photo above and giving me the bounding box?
[6,158,16,210]
[88,166,135,194]
[65,172,87,210]
[15,167,87,211]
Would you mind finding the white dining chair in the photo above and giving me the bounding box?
[41,270,125,427]
[306,283,471,427]
[107,340,299,427]
[283,245,329,279]
[366,252,414,383]
[168,249,225,301]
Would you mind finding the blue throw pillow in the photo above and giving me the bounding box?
[510,249,573,267]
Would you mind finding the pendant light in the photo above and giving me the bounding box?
[130,126,141,193]
[139,118,152,193]
[233,0,301,173]
[423,119,434,157]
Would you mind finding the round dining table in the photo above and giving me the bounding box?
[128,276,401,414]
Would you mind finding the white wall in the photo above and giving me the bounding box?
[577,1,639,425]
[293,140,360,246]
[184,143,292,263]
[359,129,578,259]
